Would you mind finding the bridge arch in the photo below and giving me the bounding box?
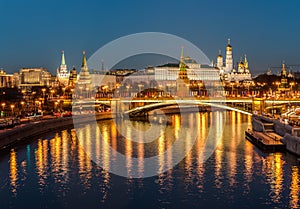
[124,100,252,117]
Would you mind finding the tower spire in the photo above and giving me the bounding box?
[244,54,249,69]
[61,50,66,65]
[82,51,87,68]
[228,38,231,45]
[180,45,184,63]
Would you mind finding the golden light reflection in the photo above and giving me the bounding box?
[50,133,61,179]
[36,139,48,188]
[290,166,299,209]
[244,140,253,183]
[125,126,132,177]
[111,122,117,151]
[95,125,101,162]
[214,142,223,188]
[173,114,180,139]
[157,132,165,175]
[101,124,111,179]
[184,130,192,184]
[265,153,284,203]
[196,112,207,191]
[9,149,18,195]
[137,140,144,177]
[228,112,237,186]
[61,130,69,182]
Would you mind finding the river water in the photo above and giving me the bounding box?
[0,111,299,209]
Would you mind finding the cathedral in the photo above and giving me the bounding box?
[216,39,252,82]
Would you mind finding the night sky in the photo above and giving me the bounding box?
[1,0,300,75]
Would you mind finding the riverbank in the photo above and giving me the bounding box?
[0,112,114,151]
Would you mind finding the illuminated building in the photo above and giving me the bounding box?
[278,63,290,93]
[155,54,219,82]
[68,66,77,87]
[0,69,14,88]
[56,50,70,86]
[18,68,51,88]
[216,39,252,82]
[89,69,116,90]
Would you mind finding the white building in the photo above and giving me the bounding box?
[155,56,220,83]
[217,39,252,82]
[89,70,117,90]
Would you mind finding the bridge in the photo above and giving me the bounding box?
[123,99,253,117]
[72,97,300,118]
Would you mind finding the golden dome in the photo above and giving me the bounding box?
[217,54,223,58]
[226,45,232,51]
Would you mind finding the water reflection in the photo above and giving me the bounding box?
[9,149,18,195]
[290,166,299,209]
[2,111,300,209]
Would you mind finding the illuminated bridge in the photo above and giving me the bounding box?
[73,97,300,118]
[123,99,253,117]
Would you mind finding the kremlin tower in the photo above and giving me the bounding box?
[76,51,93,97]
[176,46,190,97]
[56,50,70,86]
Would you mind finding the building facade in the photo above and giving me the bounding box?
[0,70,14,88]
[18,68,51,88]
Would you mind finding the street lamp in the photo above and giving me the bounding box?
[41,88,46,102]
[10,104,15,117]
[50,89,55,99]
[230,82,234,97]
[1,103,5,118]
[138,84,144,97]
[198,82,203,97]
[126,85,130,97]
[20,101,25,115]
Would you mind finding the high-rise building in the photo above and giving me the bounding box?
[56,50,70,86]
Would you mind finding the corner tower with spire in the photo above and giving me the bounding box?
[176,46,190,97]
[76,51,93,98]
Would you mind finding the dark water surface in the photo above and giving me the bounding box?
[0,111,299,209]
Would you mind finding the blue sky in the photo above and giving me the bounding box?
[1,0,300,75]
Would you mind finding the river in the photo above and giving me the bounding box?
[0,111,299,209]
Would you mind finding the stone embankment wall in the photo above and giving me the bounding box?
[282,134,300,156]
[252,115,292,136]
[0,113,113,150]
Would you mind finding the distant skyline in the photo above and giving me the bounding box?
[1,0,300,75]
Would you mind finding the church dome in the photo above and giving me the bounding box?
[226,45,232,51]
